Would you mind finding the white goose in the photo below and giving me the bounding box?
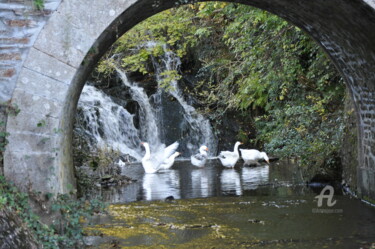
[141,141,179,173]
[191,145,209,167]
[239,149,270,166]
[160,152,181,169]
[218,141,243,168]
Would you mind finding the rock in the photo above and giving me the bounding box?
[248,219,265,225]
[0,208,40,249]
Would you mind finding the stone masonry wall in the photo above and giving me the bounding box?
[0,0,61,102]
[0,0,374,199]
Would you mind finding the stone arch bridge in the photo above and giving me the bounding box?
[1,0,375,198]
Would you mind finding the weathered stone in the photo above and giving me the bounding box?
[23,48,76,85]
[17,67,69,102]
[0,37,30,45]
[0,209,39,249]
[5,19,36,27]
[6,111,60,136]
[11,89,61,118]
[0,68,16,77]
[4,150,59,193]
[341,91,358,191]
[0,0,374,200]
[0,53,21,61]
[34,0,137,68]
[0,0,61,102]
[6,132,58,154]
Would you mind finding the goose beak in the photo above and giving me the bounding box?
[205,147,209,151]
[266,159,270,164]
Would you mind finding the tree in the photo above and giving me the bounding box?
[95,2,345,170]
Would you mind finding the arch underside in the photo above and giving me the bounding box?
[4,0,375,198]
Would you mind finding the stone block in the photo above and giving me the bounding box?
[0,53,22,61]
[4,150,59,193]
[34,0,136,68]
[5,19,36,28]
[0,77,16,102]
[6,132,58,153]
[11,88,62,118]
[17,67,69,102]
[358,167,375,200]
[0,68,16,77]
[0,37,30,45]
[23,48,76,85]
[6,111,60,136]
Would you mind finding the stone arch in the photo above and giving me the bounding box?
[4,0,375,198]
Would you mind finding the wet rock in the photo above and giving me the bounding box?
[0,208,39,249]
[248,219,265,225]
[165,195,175,202]
[100,174,136,188]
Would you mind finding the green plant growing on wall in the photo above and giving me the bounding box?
[0,122,9,161]
[0,176,107,248]
[0,102,20,164]
[33,0,44,10]
[37,119,47,127]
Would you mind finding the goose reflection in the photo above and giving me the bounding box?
[241,165,269,190]
[191,168,214,198]
[220,168,242,196]
[142,170,181,201]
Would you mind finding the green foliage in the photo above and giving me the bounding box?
[33,0,44,10]
[97,6,200,88]
[0,176,107,248]
[0,176,57,247]
[37,119,46,127]
[0,101,20,162]
[191,3,345,168]
[0,122,9,160]
[51,194,107,248]
[97,2,345,169]
[1,101,20,116]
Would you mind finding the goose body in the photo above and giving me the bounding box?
[141,141,179,173]
[160,152,181,169]
[191,145,209,167]
[240,149,269,166]
[218,141,243,168]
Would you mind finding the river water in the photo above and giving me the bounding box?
[84,160,375,248]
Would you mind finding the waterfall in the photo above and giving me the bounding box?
[77,85,143,160]
[115,68,163,152]
[76,42,217,161]
[147,42,218,156]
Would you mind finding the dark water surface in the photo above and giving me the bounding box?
[85,160,375,248]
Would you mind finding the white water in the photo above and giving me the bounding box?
[77,42,217,160]
[77,85,143,160]
[147,42,218,156]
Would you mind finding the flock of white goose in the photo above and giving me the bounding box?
[140,141,269,174]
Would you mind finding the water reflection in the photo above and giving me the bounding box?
[220,169,242,195]
[88,160,375,249]
[142,170,181,200]
[241,165,269,190]
[94,159,286,203]
[188,166,217,198]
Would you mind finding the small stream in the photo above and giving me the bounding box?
[84,160,375,248]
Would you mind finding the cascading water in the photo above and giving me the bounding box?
[76,42,217,161]
[115,68,164,153]
[77,85,144,160]
[147,42,218,156]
